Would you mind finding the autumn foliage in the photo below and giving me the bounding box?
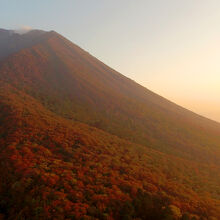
[0,30,220,219]
[0,83,219,219]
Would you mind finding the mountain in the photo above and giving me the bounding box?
[0,28,220,219]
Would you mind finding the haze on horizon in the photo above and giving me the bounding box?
[1,0,220,122]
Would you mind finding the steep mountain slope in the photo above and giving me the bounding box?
[0,29,220,164]
[0,81,220,219]
[0,29,220,219]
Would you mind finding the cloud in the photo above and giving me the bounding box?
[13,26,32,34]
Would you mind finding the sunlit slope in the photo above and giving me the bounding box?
[0,30,220,164]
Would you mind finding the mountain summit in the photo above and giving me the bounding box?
[0,28,220,219]
[0,28,48,60]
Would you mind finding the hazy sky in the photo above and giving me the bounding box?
[1,0,220,122]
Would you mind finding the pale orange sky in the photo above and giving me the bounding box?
[79,1,220,122]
